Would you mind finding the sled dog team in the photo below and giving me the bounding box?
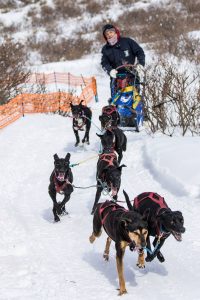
[48,100,186,295]
[48,22,185,295]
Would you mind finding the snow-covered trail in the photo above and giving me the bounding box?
[0,58,200,300]
[0,109,199,300]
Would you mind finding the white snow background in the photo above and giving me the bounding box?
[0,55,200,300]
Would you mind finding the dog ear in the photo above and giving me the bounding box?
[54,153,59,161]
[96,133,103,138]
[173,210,182,217]
[118,164,127,172]
[123,190,134,211]
[142,208,150,221]
[79,100,84,107]
[173,210,184,221]
[121,217,132,229]
[70,102,74,108]
[65,153,71,161]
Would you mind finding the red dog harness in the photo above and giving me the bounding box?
[99,201,127,225]
[134,192,169,237]
[99,152,117,167]
[53,175,72,194]
[134,192,168,212]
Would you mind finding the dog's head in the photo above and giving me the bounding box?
[121,190,149,249]
[99,114,112,128]
[105,164,126,196]
[121,212,148,249]
[97,130,115,152]
[159,210,185,241]
[99,105,119,128]
[54,153,71,181]
[70,101,84,119]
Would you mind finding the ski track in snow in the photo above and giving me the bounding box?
[0,88,200,299]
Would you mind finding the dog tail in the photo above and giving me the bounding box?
[123,190,133,211]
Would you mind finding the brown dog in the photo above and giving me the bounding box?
[89,191,148,295]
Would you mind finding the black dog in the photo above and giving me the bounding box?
[97,128,127,164]
[91,138,126,214]
[125,191,186,263]
[48,153,74,222]
[99,105,120,129]
[89,191,148,295]
[70,100,92,147]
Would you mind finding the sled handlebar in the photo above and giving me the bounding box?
[116,64,137,71]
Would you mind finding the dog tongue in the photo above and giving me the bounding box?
[111,188,117,196]
[58,173,65,181]
[173,231,182,241]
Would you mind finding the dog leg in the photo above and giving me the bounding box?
[103,237,112,261]
[73,128,80,146]
[90,207,103,243]
[82,126,90,145]
[153,238,165,262]
[146,237,165,262]
[89,230,102,243]
[59,186,73,214]
[145,235,153,262]
[91,187,103,214]
[137,249,145,268]
[49,185,60,222]
[116,245,127,295]
[117,148,122,164]
[157,251,165,263]
[53,204,60,222]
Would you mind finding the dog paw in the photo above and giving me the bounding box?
[74,142,80,147]
[61,210,68,216]
[54,216,60,222]
[103,252,109,261]
[145,255,154,262]
[136,263,145,269]
[157,252,165,263]
[117,288,127,295]
[89,234,95,243]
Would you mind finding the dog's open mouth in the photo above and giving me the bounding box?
[57,172,65,181]
[111,187,118,197]
[172,231,182,241]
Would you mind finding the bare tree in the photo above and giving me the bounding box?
[0,38,30,105]
[143,59,200,136]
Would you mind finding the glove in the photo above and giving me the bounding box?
[136,64,145,81]
[109,69,118,78]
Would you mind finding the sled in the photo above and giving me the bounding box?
[110,64,144,132]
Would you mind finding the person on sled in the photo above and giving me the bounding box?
[101,24,145,99]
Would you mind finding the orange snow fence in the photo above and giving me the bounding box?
[0,73,97,129]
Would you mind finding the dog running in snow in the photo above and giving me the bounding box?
[89,191,148,295]
[48,153,73,222]
[125,191,186,263]
[70,100,92,147]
